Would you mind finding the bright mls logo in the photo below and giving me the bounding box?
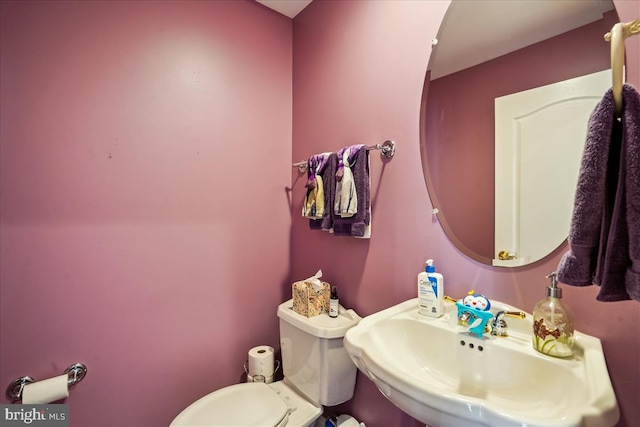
[0,405,69,427]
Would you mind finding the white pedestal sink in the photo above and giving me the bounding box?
[344,298,619,427]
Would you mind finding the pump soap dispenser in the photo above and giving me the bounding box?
[532,272,574,358]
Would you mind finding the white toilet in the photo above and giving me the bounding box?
[170,299,362,427]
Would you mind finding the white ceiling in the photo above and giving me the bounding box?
[254,0,615,78]
[430,0,615,79]
[256,0,312,18]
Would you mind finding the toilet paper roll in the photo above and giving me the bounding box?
[248,345,275,378]
[22,374,69,404]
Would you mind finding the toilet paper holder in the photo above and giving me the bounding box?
[243,360,280,383]
[6,362,87,402]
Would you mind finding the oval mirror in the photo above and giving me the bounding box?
[421,0,619,267]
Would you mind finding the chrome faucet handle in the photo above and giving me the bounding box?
[490,310,526,337]
[490,311,508,336]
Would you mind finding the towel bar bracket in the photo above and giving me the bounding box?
[378,140,396,159]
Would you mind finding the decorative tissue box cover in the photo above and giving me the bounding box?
[292,281,330,317]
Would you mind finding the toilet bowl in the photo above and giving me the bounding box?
[170,381,320,427]
[170,299,362,427]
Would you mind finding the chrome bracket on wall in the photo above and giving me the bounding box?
[376,140,396,158]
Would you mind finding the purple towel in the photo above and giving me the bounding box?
[310,152,337,231]
[557,83,640,302]
[332,145,370,237]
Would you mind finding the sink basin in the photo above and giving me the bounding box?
[344,298,619,427]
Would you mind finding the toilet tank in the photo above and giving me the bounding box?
[277,299,362,407]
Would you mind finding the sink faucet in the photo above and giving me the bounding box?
[490,311,526,337]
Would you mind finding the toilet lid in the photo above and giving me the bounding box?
[171,382,289,427]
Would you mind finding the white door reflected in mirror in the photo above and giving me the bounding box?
[493,69,612,266]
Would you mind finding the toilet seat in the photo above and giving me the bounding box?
[170,382,290,427]
[170,381,322,427]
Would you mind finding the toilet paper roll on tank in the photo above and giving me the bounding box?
[247,345,275,383]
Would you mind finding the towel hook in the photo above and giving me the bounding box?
[604,19,640,116]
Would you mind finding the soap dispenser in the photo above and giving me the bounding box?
[532,272,574,358]
[417,259,444,317]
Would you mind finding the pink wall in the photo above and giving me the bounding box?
[292,1,639,426]
[0,1,292,426]
[2,0,639,426]
[424,11,617,260]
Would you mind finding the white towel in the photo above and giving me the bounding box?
[334,150,357,217]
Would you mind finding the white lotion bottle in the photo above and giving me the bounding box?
[418,259,444,317]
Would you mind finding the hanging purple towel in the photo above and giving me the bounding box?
[557,83,640,302]
[310,152,337,231]
[331,145,370,238]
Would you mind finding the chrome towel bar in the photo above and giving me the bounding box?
[293,140,396,172]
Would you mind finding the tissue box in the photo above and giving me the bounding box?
[292,280,330,317]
